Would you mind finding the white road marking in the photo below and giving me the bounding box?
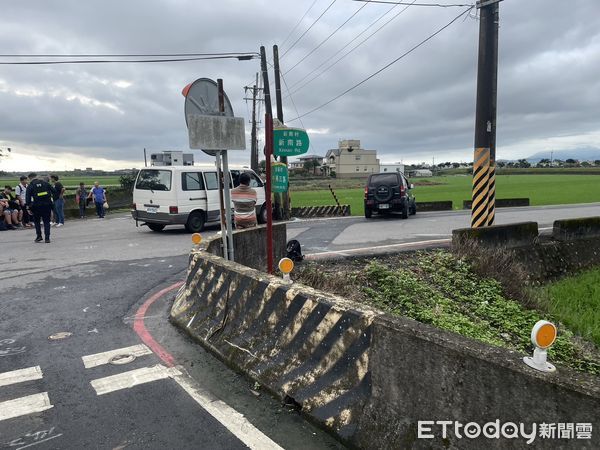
[82,344,152,369]
[306,238,451,259]
[0,393,53,421]
[171,368,283,450]
[15,433,63,450]
[90,364,178,395]
[0,366,43,387]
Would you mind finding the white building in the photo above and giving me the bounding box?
[380,163,405,174]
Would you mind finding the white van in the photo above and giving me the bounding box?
[131,164,267,232]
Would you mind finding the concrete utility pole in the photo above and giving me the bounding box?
[471,0,501,228]
[244,73,261,173]
[260,46,274,274]
[272,45,287,220]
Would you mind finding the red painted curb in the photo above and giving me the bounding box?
[133,281,184,367]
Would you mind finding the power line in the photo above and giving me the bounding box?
[281,0,338,58]
[279,0,320,48]
[287,6,473,122]
[286,0,415,96]
[0,52,259,58]
[353,0,473,6]
[0,54,259,65]
[284,0,371,75]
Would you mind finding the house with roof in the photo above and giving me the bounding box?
[323,139,380,178]
[289,154,324,174]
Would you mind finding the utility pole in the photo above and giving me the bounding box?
[471,0,501,228]
[244,73,261,173]
[260,46,274,274]
[272,44,286,220]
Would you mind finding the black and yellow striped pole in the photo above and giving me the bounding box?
[471,0,500,228]
[471,147,490,227]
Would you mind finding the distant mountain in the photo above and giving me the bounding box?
[526,147,600,163]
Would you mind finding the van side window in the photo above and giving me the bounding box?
[182,172,204,191]
[204,172,219,190]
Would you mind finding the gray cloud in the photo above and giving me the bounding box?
[1,0,599,170]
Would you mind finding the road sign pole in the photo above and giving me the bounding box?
[273,45,289,220]
[215,151,229,259]
[261,46,274,274]
[222,150,235,261]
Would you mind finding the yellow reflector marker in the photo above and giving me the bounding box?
[278,258,294,274]
[191,233,202,245]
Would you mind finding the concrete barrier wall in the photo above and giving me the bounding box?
[452,222,539,249]
[171,251,380,442]
[553,216,600,241]
[171,232,600,448]
[204,223,287,272]
[415,200,453,212]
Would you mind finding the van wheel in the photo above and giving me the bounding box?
[258,204,268,224]
[147,223,165,232]
[185,211,205,233]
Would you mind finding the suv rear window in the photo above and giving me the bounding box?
[369,173,400,185]
[135,169,172,191]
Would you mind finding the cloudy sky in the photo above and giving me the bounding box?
[1,0,599,171]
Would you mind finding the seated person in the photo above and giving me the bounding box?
[3,186,22,226]
[0,198,17,230]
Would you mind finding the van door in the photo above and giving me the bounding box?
[202,171,221,223]
[179,171,208,217]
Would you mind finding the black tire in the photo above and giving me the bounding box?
[400,201,409,219]
[410,201,417,215]
[147,223,165,232]
[258,204,268,224]
[185,211,205,233]
[365,207,372,219]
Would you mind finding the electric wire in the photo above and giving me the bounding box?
[281,0,338,58]
[353,0,473,6]
[284,0,371,75]
[285,0,415,97]
[279,0,320,48]
[0,52,259,58]
[0,55,258,65]
[287,6,473,122]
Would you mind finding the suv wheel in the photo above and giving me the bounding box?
[401,201,409,219]
[365,207,372,219]
[410,202,417,215]
[185,211,205,233]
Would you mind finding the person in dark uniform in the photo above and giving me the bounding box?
[25,172,53,243]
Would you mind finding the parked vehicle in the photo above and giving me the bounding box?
[131,165,267,232]
[364,172,416,219]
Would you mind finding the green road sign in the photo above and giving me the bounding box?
[271,162,288,193]
[273,127,309,157]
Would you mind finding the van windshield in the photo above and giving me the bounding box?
[135,169,172,191]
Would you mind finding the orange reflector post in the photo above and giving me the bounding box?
[278,257,294,274]
[191,233,202,245]
[532,321,557,349]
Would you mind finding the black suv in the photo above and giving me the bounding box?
[364,172,416,219]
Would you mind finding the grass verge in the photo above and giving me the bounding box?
[295,251,599,375]
[537,268,600,347]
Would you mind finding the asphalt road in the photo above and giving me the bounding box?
[0,215,343,450]
[287,202,600,256]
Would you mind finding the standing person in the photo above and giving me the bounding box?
[75,182,87,219]
[231,172,257,229]
[15,176,32,227]
[26,172,53,243]
[50,175,65,227]
[90,181,107,218]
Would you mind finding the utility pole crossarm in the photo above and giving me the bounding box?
[476,0,503,9]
